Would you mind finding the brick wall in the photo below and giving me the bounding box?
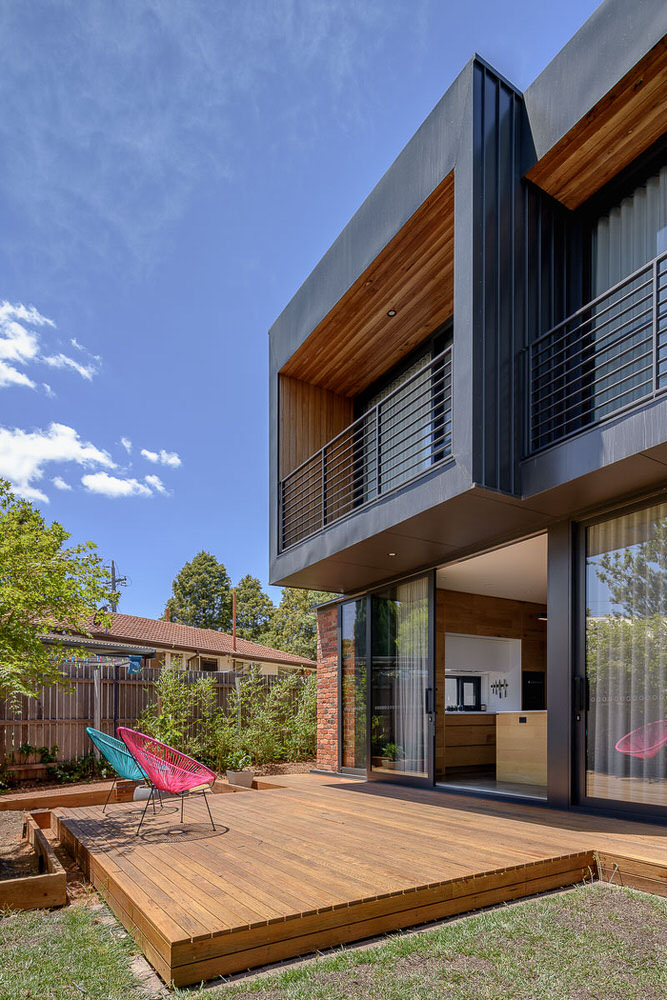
[316,606,338,771]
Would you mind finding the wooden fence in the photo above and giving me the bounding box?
[0,661,295,764]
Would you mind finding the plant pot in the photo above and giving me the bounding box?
[227,770,254,788]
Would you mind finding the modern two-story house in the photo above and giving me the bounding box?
[269,0,667,822]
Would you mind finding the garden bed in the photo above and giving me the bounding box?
[0,812,67,911]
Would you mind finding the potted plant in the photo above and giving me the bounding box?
[383,743,402,770]
[226,750,254,788]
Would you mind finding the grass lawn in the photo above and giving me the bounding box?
[1,884,666,999]
[0,904,138,1000]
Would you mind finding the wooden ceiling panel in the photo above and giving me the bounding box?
[526,37,667,210]
[281,171,455,397]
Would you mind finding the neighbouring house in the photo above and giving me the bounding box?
[269,0,667,821]
[84,613,316,675]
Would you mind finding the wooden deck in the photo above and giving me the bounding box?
[53,773,667,986]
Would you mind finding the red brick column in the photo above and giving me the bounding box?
[316,606,338,771]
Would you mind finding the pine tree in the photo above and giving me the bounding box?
[234,574,275,642]
[165,551,232,630]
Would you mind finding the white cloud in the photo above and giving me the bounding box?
[120,436,132,454]
[43,383,55,397]
[0,300,100,389]
[145,473,167,495]
[0,363,35,389]
[52,475,72,491]
[42,352,97,381]
[82,472,152,498]
[141,447,181,468]
[70,337,85,351]
[0,422,115,503]
[159,449,181,468]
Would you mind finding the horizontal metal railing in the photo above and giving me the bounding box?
[280,347,453,549]
[527,252,667,454]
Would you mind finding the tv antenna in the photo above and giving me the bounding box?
[110,560,129,612]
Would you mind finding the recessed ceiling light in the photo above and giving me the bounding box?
[387,309,397,317]
[388,552,396,557]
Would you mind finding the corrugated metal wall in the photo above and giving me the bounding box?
[471,60,583,491]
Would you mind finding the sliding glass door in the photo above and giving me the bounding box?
[370,574,434,783]
[581,500,667,814]
[340,599,367,772]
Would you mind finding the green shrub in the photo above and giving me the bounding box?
[136,663,218,767]
[50,752,113,784]
[136,663,316,772]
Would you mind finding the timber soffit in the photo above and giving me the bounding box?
[268,59,474,374]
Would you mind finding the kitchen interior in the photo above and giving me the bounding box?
[435,534,548,799]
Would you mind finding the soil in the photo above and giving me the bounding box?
[0,810,37,880]
[251,761,316,777]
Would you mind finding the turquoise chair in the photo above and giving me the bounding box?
[86,726,148,812]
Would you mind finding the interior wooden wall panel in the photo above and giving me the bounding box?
[279,375,353,478]
[280,171,455,397]
[526,38,667,209]
[434,590,547,777]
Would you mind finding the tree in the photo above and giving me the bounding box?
[233,575,275,642]
[0,479,113,701]
[261,588,337,660]
[165,551,232,630]
[595,515,667,618]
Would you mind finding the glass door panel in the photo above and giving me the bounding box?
[584,501,667,809]
[371,575,430,779]
[340,599,367,771]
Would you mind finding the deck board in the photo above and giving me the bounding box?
[53,773,667,985]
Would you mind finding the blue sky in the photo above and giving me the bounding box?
[0,0,601,617]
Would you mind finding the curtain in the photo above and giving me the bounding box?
[588,167,667,423]
[592,166,667,296]
[586,501,667,806]
[395,576,429,775]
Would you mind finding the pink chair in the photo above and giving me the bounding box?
[118,727,217,835]
[615,720,667,760]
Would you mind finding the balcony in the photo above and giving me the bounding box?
[280,347,453,550]
[527,252,667,454]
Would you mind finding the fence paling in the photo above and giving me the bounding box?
[0,663,300,764]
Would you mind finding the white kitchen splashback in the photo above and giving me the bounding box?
[444,633,522,712]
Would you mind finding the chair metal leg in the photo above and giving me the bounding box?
[180,793,185,824]
[157,787,163,809]
[102,776,117,814]
[151,787,157,815]
[202,788,216,831]
[135,786,153,836]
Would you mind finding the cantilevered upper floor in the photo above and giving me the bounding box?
[269,0,667,592]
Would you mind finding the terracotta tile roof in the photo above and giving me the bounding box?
[40,633,157,656]
[87,613,316,668]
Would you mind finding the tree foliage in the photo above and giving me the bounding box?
[165,550,232,630]
[261,588,337,660]
[234,574,275,642]
[0,479,113,701]
[595,516,667,618]
[137,663,316,769]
